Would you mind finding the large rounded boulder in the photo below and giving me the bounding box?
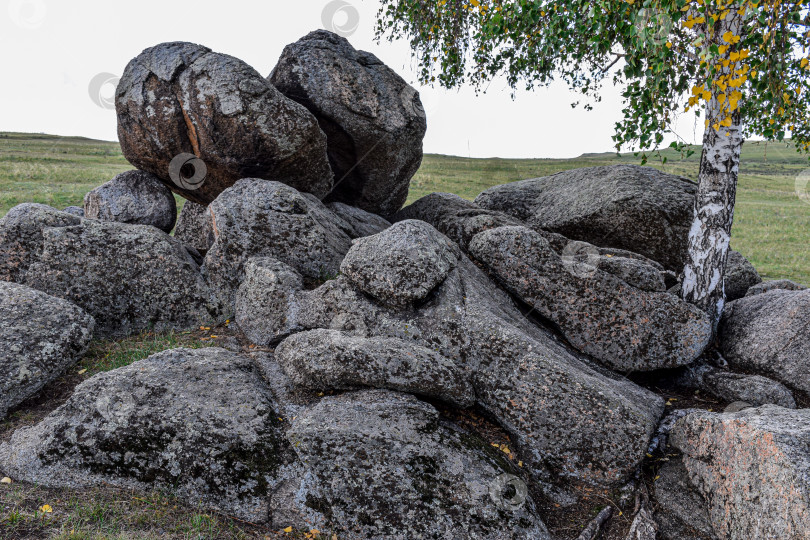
[116,41,333,204]
[269,30,427,218]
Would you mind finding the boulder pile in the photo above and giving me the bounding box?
[0,31,807,540]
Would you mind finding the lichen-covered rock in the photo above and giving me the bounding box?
[0,204,222,337]
[0,348,296,523]
[677,364,795,409]
[723,250,761,301]
[270,30,426,218]
[719,289,810,394]
[286,390,550,539]
[62,206,84,217]
[474,165,697,270]
[240,222,664,489]
[174,200,214,253]
[745,279,807,296]
[670,406,810,539]
[276,329,475,407]
[339,220,460,308]
[468,226,712,371]
[116,41,333,204]
[234,257,304,346]
[0,281,95,419]
[654,461,718,540]
[83,170,177,233]
[202,179,352,306]
[393,192,526,250]
[394,192,667,290]
[0,203,81,283]
[326,201,390,238]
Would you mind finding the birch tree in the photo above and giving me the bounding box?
[376,0,810,330]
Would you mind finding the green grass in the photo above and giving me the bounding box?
[1,131,808,284]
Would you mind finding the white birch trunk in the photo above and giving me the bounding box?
[681,13,744,333]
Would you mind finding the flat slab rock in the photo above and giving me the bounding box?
[116,41,333,204]
[474,165,697,271]
[0,281,95,419]
[287,390,550,539]
[0,203,222,338]
[468,225,711,371]
[0,348,295,523]
[720,289,810,394]
[671,406,810,539]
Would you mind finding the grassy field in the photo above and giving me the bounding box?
[1,131,808,284]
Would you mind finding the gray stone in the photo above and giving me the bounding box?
[474,165,697,270]
[326,201,390,238]
[270,30,426,218]
[654,461,717,540]
[678,364,796,408]
[468,226,712,371]
[746,279,807,297]
[276,329,475,407]
[62,206,84,217]
[0,203,81,283]
[0,348,296,523]
[234,257,304,346]
[0,281,95,419]
[723,250,761,301]
[83,170,177,233]
[719,289,810,394]
[241,223,665,489]
[671,406,810,539]
[202,179,353,306]
[393,192,667,291]
[286,390,550,539]
[0,204,222,337]
[116,41,332,205]
[174,200,214,253]
[339,220,460,308]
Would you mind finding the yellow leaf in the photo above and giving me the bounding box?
[77,368,87,375]
[283,526,293,533]
[801,58,809,69]
[1,477,11,484]
[718,45,728,55]
[311,530,321,535]
[40,504,53,513]
[701,90,711,101]
[665,42,672,49]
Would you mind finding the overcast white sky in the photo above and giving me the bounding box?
[0,0,703,158]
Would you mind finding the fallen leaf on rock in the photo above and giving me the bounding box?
[1,477,11,484]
